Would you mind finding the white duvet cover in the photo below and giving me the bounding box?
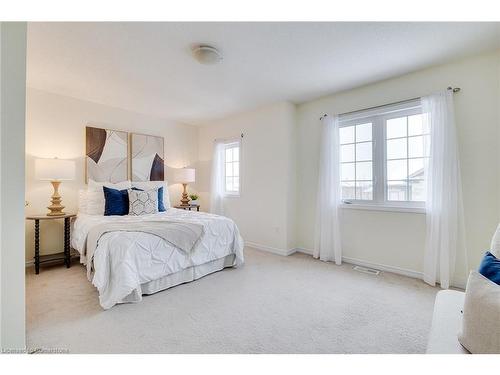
[72,209,244,309]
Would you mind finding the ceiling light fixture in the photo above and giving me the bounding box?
[191,45,223,65]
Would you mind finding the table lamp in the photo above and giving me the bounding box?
[35,158,76,216]
[173,167,195,206]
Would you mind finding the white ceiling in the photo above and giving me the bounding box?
[27,22,500,125]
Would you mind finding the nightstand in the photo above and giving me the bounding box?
[174,204,200,212]
[26,213,77,274]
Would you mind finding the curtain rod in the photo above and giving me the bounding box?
[319,86,461,120]
[213,133,244,142]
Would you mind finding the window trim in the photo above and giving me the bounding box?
[222,139,241,197]
[339,100,426,210]
[340,202,425,214]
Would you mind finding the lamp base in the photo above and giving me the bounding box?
[180,183,190,206]
[47,180,66,216]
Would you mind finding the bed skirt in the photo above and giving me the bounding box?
[118,254,237,304]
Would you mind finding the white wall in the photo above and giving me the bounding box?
[1,22,27,350]
[25,88,199,261]
[197,102,297,253]
[296,51,500,287]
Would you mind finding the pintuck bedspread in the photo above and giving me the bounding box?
[71,208,244,309]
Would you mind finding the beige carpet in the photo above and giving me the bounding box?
[26,247,439,353]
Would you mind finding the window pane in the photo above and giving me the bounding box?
[409,158,424,179]
[356,181,373,200]
[386,117,407,139]
[409,136,425,158]
[233,162,239,177]
[340,126,355,144]
[387,180,408,201]
[356,123,372,142]
[356,161,372,180]
[356,142,372,161]
[408,114,425,136]
[341,163,355,181]
[226,177,233,191]
[225,148,233,162]
[386,138,407,160]
[409,179,426,201]
[341,144,355,162]
[233,147,240,161]
[225,163,231,177]
[387,159,407,180]
[341,181,355,200]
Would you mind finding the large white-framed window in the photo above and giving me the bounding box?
[223,140,240,196]
[339,100,427,210]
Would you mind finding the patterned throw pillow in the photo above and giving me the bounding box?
[128,188,159,216]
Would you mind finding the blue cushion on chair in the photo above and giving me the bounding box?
[103,186,129,216]
[478,251,500,285]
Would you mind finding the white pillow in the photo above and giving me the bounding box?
[86,190,106,215]
[78,189,88,214]
[458,271,500,354]
[88,179,131,192]
[131,181,171,209]
[128,188,159,216]
[77,189,104,215]
[490,223,500,258]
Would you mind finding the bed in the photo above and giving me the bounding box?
[71,208,244,309]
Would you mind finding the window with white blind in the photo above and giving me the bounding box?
[224,141,240,195]
[339,100,427,210]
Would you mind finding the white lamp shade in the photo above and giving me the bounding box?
[35,158,75,181]
[173,168,195,184]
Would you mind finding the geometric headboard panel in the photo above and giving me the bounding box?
[85,126,128,183]
[85,126,165,183]
[130,133,165,182]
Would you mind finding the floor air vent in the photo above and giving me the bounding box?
[353,265,380,276]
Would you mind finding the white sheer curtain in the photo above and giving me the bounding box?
[210,141,225,215]
[314,115,342,264]
[423,90,466,289]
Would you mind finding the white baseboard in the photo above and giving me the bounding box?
[292,247,423,280]
[246,241,296,257]
[294,247,313,256]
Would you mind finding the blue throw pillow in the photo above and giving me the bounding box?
[478,251,500,285]
[131,186,165,212]
[157,187,166,212]
[103,186,129,216]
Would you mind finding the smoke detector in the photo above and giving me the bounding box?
[191,45,223,65]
